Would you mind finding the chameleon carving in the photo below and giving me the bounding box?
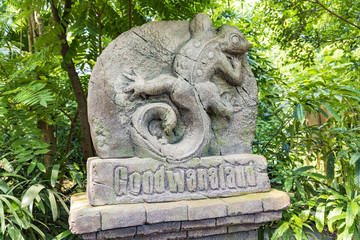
[124,13,251,162]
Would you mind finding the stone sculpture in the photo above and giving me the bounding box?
[70,13,290,240]
[88,13,258,161]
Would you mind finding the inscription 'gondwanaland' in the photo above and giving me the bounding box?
[113,162,256,196]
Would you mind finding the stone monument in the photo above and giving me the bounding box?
[69,13,290,240]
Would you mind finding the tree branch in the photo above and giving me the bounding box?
[129,0,133,29]
[313,0,360,30]
[50,0,95,162]
[66,109,79,155]
[96,0,108,55]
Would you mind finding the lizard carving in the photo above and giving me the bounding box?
[124,13,251,162]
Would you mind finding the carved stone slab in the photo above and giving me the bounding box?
[69,189,290,239]
[88,13,258,161]
[87,154,270,206]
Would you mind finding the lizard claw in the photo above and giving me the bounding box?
[123,70,146,101]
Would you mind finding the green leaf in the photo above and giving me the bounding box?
[328,207,344,232]
[0,200,5,234]
[355,160,360,189]
[28,223,45,240]
[21,184,45,208]
[1,158,14,172]
[0,196,23,227]
[315,204,325,232]
[284,177,293,192]
[0,173,27,180]
[326,151,335,183]
[346,201,359,228]
[0,180,9,194]
[37,199,46,214]
[39,99,47,107]
[27,159,37,175]
[51,164,60,188]
[322,102,340,121]
[338,222,355,240]
[293,166,313,175]
[36,162,46,172]
[337,86,360,96]
[299,208,310,222]
[350,152,360,164]
[271,222,290,240]
[294,103,305,124]
[53,230,72,240]
[52,191,69,214]
[47,189,58,221]
[34,149,50,155]
[7,226,25,240]
[295,180,307,198]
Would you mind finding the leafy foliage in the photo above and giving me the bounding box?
[0,0,359,239]
[252,0,360,238]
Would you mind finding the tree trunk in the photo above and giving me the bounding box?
[51,0,95,162]
[38,120,57,166]
[27,7,57,168]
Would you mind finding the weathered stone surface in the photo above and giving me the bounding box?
[80,233,97,240]
[87,154,270,205]
[187,199,227,220]
[136,231,187,240]
[101,204,145,230]
[181,219,216,230]
[88,13,258,161]
[216,214,255,226]
[227,223,261,233]
[145,201,188,223]
[137,222,181,235]
[69,194,101,234]
[260,189,291,211]
[188,227,227,238]
[69,209,101,234]
[255,211,283,223]
[98,227,136,239]
[70,191,288,238]
[194,230,257,240]
[222,193,263,216]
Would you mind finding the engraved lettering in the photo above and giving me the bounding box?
[235,166,246,188]
[154,166,165,193]
[129,172,141,195]
[208,167,219,189]
[245,161,256,187]
[143,171,154,194]
[167,170,185,193]
[225,166,236,189]
[112,159,260,196]
[197,169,208,191]
[114,167,128,196]
[186,169,197,192]
[219,164,226,189]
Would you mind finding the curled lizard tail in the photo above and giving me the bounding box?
[130,80,211,162]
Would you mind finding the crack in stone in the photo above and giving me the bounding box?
[235,86,247,103]
[131,30,175,56]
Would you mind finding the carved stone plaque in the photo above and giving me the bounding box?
[87,154,270,206]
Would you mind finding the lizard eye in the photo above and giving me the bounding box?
[230,35,241,46]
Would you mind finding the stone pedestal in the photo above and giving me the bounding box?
[69,189,289,240]
[69,13,291,240]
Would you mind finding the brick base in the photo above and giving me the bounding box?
[69,189,289,240]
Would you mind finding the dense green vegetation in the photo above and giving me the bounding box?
[0,0,359,239]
